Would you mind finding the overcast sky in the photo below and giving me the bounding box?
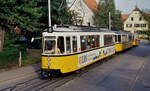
[67,0,150,14]
[115,0,150,14]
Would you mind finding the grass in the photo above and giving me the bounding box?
[21,49,42,66]
[22,57,41,66]
[0,48,42,70]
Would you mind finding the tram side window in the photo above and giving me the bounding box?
[95,35,100,47]
[91,35,96,48]
[129,35,132,41]
[57,37,64,54]
[72,36,77,52]
[118,35,121,43]
[80,36,86,51]
[66,37,71,54]
[104,35,113,46]
[133,36,135,40]
[115,35,118,43]
[87,36,91,49]
[122,35,127,43]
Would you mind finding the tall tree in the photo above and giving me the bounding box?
[0,0,72,32]
[93,0,123,30]
[0,0,43,32]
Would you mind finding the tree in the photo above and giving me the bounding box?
[0,0,43,32]
[39,0,72,28]
[93,0,123,30]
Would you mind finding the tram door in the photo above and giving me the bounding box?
[57,36,65,54]
[66,37,71,54]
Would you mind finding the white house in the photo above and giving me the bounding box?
[68,0,98,26]
[122,7,150,33]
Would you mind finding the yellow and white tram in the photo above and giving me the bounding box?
[115,31,133,52]
[41,26,116,76]
[132,33,139,46]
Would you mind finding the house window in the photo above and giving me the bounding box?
[129,24,132,27]
[144,24,147,27]
[139,17,142,21]
[126,24,132,28]
[134,24,140,27]
[141,24,147,27]
[131,17,134,21]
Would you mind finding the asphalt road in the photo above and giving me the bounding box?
[54,41,150,91]
[1,41,150,91]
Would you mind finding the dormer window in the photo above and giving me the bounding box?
[131,17,134,21]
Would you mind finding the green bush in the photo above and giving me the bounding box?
[0,38,27,68]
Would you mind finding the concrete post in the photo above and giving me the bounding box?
[19,51,22,67]
[0,28,4,52]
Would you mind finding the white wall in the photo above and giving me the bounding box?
[69,0,95,26]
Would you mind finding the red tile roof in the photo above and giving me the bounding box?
[122,14,150,21]
[83,0,98,11]
[122,14,129,21]
[147,14,150,18]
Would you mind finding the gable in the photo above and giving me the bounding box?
[124,10,148,23]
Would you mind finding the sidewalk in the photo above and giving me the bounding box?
[0,63,41,83]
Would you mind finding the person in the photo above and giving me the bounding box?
[46,42,61,54]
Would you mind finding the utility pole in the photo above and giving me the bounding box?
[48,0,51,31]
[109,12,111,30]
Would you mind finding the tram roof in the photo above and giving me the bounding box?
[43,26,115,33]
[112,30,131,35]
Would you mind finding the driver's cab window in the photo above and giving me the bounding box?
[44,36,64,55]
[44,40,56,54]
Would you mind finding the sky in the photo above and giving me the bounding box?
[66,0,150,14]
[115,0,150,14]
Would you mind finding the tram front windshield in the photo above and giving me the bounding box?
[44,40,56,54]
